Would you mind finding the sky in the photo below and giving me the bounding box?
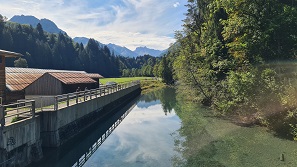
[0,0,188,50]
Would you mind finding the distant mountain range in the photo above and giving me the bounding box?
[73,37,165,57]
[9,15,65,34]
[73,37,105,47]
[134,46,163,57]
[106,43,138,57]
[10,15,166,57]
[106,44,166,57]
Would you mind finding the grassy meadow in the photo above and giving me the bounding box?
[99,77,165,94]
[99,77,153,84]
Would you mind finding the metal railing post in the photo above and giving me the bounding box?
[76,92,78,104]
[41,97,43,111]
[16,102,19,117]
[54,96,58,110]
[0,105,4,127]
[31,100,35,118]
[84,91,86,101]
[67,94,69,106]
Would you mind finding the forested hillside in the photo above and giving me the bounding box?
[154,0,297,138]
[0,14,158,77]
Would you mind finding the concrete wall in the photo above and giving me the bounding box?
[58,86,139,128]
[0,117,40,152]
[0,117,42,167]
[25,95,55,108]
[40,84,140,147]
[0,83,140,166]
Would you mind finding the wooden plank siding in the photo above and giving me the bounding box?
[0,56,5,102]
[6,90,25,102]
[61,83,98,94]
[25,73,63,95]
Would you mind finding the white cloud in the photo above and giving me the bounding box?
[0,0,187,50]
[84,103,180,166]
[173,2,180,8]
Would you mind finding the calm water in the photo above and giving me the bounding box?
[83,92,181,167]
[35,88,297,167]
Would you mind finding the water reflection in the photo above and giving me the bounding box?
[33,88,182,167]
[31,96,140,167]
[137,87,177,116]
[83,89,181,167]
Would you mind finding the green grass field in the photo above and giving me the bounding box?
[99,77,154,84]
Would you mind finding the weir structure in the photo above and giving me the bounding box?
[0,81,141,167]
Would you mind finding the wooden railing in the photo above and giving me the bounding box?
[0,81,140,126]
[53,80,140,110]
[0,100,35,127]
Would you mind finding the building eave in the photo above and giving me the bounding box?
[0,49,23,58]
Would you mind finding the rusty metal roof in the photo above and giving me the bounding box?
[0,50,23,57]
[5,67,101,91]
[86,73,104,79]
[6,73,43,91]
[6,67,86,74]
[48,73,96,85]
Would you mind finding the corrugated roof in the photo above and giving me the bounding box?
[48,73,96,84]
[6,73,43,91]
[86,73,104,79]
[6,67,87,74]
[5,67,101,91]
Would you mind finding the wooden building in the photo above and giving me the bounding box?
[86,73,104,82]
[25,72,97,95]
[5,67,82,102]
[5,67,103,102]
[0,50,22,103]
[6,73,42,102]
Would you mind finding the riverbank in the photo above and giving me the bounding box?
[172,88,297,166]
[140,80,165,94]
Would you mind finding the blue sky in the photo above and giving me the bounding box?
[0,0,187,50]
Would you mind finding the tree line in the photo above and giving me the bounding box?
[153,0,297,138]
[0,14,158,77]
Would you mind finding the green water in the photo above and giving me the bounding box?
[171,88,297,167]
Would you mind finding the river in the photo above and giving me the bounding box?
[34,87,297,167]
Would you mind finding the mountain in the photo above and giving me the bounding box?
[73,37,89,46]
[73,37,104,47]
[134,46,163,57]
[9,15,65,34]
[107,44,165,57]
[107,43,138,58]
[73,37,136,57]
[73,38,166,58]
[159,49,169,56]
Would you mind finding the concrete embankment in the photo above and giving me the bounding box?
[41,84,141,147]
[0,82,141,167]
